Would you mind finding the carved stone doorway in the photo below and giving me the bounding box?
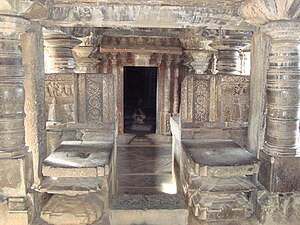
[123,66,157,134]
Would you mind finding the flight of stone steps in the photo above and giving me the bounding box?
[39,141,113,225]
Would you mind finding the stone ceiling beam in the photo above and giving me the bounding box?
[43,3,249,29]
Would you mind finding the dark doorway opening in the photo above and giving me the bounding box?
[124,67,157,134]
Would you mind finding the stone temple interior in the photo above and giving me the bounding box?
[0,0,300,225]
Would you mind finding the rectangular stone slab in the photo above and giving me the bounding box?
[182,139,260,177]
[188,176,256,193]
[40,177,104,196]
[42,141,113,177]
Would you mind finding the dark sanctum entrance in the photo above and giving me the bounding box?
[124,66,157,134]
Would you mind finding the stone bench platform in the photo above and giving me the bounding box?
[179,139,260,222]
[42,141,113,178]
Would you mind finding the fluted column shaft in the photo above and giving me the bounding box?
[0,16,29,157]
[262,21,300,157]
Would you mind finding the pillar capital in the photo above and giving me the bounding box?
[240,0,300,27]
[261,21,300,41]
[73,43,100,74]
[43,31,81,74]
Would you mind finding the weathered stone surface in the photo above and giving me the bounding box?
[40,177,104,196]
[240,0,300,26]
[181,140,260,177]
[43,31,81,74]
[259,150,300,193]
[45,3,244,29]
[256,188,300,225]
[43,141,113,177]
[0,155,33,197]
[111,194,188,225]
[190,192,253,221]
[247,31,270,157]
[41,193,104,225]
[22,22,47,186]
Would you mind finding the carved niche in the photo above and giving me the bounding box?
[220,75,250,123]
[78,74,115,125]
[45,74,75,122]
[181,75,210,125]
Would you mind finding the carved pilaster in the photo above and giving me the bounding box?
[164,55,172,113]
[43,31,81,74]
[101,53,109,74]
[173,55,181,114]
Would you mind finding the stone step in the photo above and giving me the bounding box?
[41,193,104,225]
[181,139,260,177]
[40,177,104,196]
[42,141,113,178]
[110,194,188,225]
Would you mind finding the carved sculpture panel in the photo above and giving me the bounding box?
[180,75,209,125]
[220,75,250,123]
[78,74,115,125]
[45,74,75,123]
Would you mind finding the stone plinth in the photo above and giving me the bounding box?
[179,139,259,222]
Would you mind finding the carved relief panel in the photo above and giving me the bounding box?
[45,74,75,122]
[78,74,115,125]
[180,75,209,125]
[220,75,250,123]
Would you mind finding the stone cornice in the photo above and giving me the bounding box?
[240,0,300,26]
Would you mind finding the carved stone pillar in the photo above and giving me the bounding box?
[43,31,81,74]
[173,55,181,114]
[73,46,100,74]
[165,55,172,113]
[111,53,118,75]
[241,0,300,194]
[210,31,251,75]
[101,53,109,74]
[0,14,34,224]
[44,32,80,155]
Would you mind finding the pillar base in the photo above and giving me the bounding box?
[259,150,300,192]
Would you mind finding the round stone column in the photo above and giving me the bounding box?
[0,16,30,157]
[240,0,300,193]
[210,31,251,75]
[262,21,300,157]
[44,31,81,74]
